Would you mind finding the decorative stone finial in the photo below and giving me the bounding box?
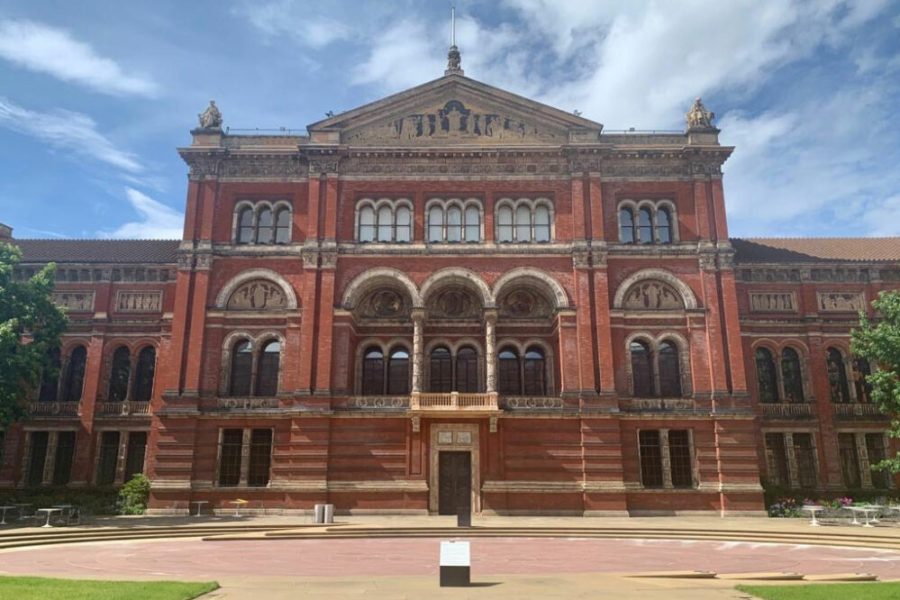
[445,7,464,76]
[686,97,715,131]
[198,100,223,130]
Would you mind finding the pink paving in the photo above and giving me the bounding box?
[3,538,900,580]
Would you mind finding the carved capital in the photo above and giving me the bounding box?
[307,155,340,175]
[319,248,338,270]
[572,244,592,269]
[411,416,421,433]
[195,253,213,270]
[177,254,194,271]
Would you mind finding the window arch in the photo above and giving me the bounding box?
[755,347,779,403]
[358,204,376,242]
[637,207,653,244]
[656,207,673,244]
[361,347,385,395]
[498,348,521,395]
[495,198,554,243]
[107,346,131,402]
[630,341,654,397]
[274,207,291,244]
[426,199,483,243]
[523,346,547,396]
[618,200,678,244]
[780,347,805,403]
[255,340,281,397]
[377,205,392,242]
[237,206,254,244]
[38,348,61,402]
[826,347,851,403]
[229,340,253,396]
[657,340,681,397]
[619,208,635,244]
[357,199,413,243]
[455,346,479,393]
[852,357,872,403]
[256,207,274,244]
[132,346,156,402]
[497,205,513,242]
[429,347,453,393]
[387,347,410,395]
[62,345,87,403]
[464,205,480,242]
[395,205,411,243]
[234,202,292,245]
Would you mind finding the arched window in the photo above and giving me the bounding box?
[255,340,281,397]
[358,205,376,242]
[523,347,547,396]
[455,346,479,393]
[429,347,453,393]
[619,208,635,243]
[387,348,410,395]
[230,340,253,396]
[395,206,411,243]
[38,348,61,402]
[274,208,291,244]
[630,341,653,397]
[428,206,443,242]
[464,206,480,242]
[515,205,531,242]
[237,207,254,244]
[534,205,551,242]
[658,341,682,397]
[656,207,673,244]
[498,348,521,395]
[446,206,462,242]
[361,347,385,395]
[826,347,850,403]
[755,348,778,403]
[132,346,156,402]
[852,358,872,403]
[497,205,514,242]
[781,348,805,403]
[638,208,653,244]
[107,346,131,402]
[377,205,392,242]
[62,346,87,403]
[256,207,274,244]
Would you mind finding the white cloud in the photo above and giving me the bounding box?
[99,188,183,239]
[0,19,158,96]
[235,1,351,49]
[0,97,142,173]
[351,19,443,91]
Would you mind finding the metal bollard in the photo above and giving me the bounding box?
[323,503,334,524]
[314,503,325,524]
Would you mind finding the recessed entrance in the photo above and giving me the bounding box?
[438,451,472,515]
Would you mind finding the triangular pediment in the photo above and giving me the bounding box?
[307,74,602,146]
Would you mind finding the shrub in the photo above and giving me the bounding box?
[116,474,150,515]
[0,486,120,515]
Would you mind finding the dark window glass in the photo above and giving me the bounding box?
[764,433,790,487]
[669,429,693,488]
[107,346,131,402]
[793,433,817,489]
[428,206,444,242]
[781,348,805,403]
[97,431,120,486]
[658,341,682,397]
[387,348,410,395]
[429,347,453,393]
[248,429,272,487]
[523,347,546,396]
[838,433,861,488]
[274,208,291,244]
[124,432,147,481]
[630,341,654,397]
[534,205,551,242]
[218,429,243,487]
[866,433,889,489]
[62,346,87,403]
[455,347,479,393]
[132,346,156,402]
[826,348,851,403]
[237,207,254,244]
[52,431,76,485]
[358,206,376,242]
[498,348,521,395]
[27,431,49,486]
[497,206,514,243]
[639,430,663,487]
[255,340,280,397]
[361,347,385,395]
[638,207,653,244]
[230,340,253,396]
[656,207,673,243]
[38,348,61,402]
[755,348,779,403]
[619,208,634,243]
[852,358,873,403]
[256,207,274,244]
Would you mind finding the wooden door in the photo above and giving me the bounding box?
[438,451,471,515]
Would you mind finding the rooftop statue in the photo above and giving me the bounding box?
[686,97,715,131]
[198,100,223,130]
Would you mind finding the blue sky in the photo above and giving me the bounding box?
[0,0,898,239]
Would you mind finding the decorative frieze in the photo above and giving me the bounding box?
[622,398,694,412]
[622,281,684,310]
[116,291,162,312]
[217,398,279,410]
[737,268,801,283]
[810,268,869,283]
[226,280,287,310]
[351,396,409,409]
[503,397,564,409]
[749,292,797,313]
[52,291,95,312]
[817,291,866,313]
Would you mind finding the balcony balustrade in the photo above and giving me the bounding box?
[28,401,80,417]
[832,403,886,419]
[410,392,499,411]
[96,401,151,416]
[760,402,814,419]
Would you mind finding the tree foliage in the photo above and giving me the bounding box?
[851,290,900,472]
[0,243,67,426]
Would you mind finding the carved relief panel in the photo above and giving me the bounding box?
[622,281,684,310]
[52,291,95,312]
[817,291,866,312]
[226,280,287,310]
[749,292,797,313]
[498,288,552,319]
[116,291,163,312]
[427,287,481,319]
[357,288,409,320]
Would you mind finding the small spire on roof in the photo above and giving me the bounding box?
[445,6,463,76]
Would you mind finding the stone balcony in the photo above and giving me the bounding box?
[760,402,815,419]
[28,401,80,418]
[96,401,151,417]
[410,392,499,412]
[832,402,887,419]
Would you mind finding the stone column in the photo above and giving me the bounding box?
[484,309,497,393]
[856,432,873,489]
[411,309,425,393]
[660,429,673,489]
[784,432,800,489]
[42,431,59,485]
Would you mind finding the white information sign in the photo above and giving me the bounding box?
[440,541,471,567]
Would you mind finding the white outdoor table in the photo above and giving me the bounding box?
[36,508,62,528]
[0,505,16,525]
[801,504,825,527]
[230,500,249,517]
[847,506,881,527]
[190,500,209,517]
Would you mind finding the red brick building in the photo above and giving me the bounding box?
[2,55,898,516]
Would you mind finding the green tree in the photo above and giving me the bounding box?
[851,290,900,472]
[0,243,67,426]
